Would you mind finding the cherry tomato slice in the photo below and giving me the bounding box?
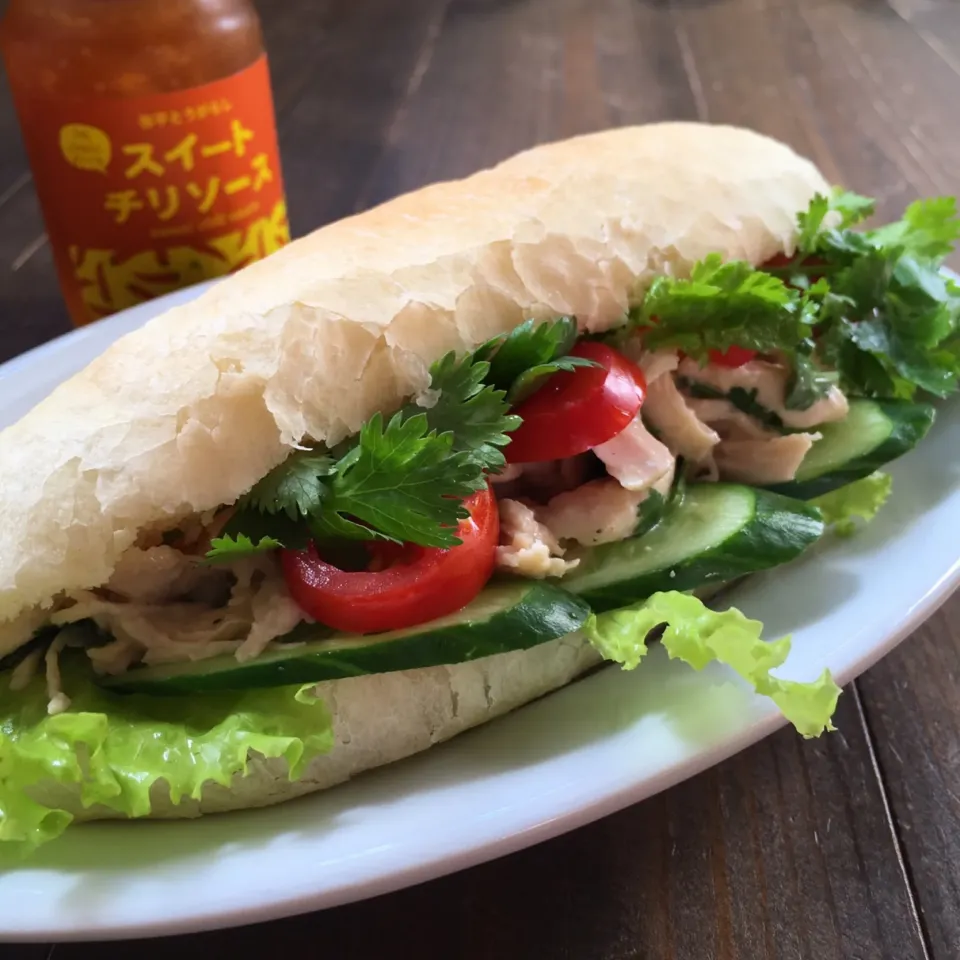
[504,342,647,464]
[762,252,793,270]
[647,315,756,370]
[708,345,757,368]
[762,251,826,280]
[280,486,499,635]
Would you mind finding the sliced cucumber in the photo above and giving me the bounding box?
[101,580,591,694]
[766,398,935,500]
[561,483,823,612]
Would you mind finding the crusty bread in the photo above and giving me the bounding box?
[0,122,828,625]
[34,633,601,820]
[2,123,829,822]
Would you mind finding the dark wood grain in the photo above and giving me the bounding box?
[887,0,960,78]
[3,948,50,960]
[272,0,454,233]
[0,0,958,958]
[857,590,960,958]
[45,693,926,960]
[0,0,31,197]
[0,0,452,362]
[667,0,960,255]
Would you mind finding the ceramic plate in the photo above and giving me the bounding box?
[0,283,958,941]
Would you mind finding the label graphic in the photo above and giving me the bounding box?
[17,55,289,324]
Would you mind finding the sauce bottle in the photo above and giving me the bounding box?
[0,0,290,326]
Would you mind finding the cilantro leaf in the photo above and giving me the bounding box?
[637,254,808,359]
[508,355,600,403]
[406,351,520,470]
[831,189,877,228]
[243,451,337,521]
[797,189,875,253]
[477,317,579,392]
[213,351,517,554]
[798,194,960,400]
[785,353,838,411]
[221,411,490,552]
[848,311,959,397]
[310,411,486,548]
[217,503,314,552]
[775,190,960,402]
[869,197,960,260]
[205,533,284,563]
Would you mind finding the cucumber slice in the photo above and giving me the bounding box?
[767,398,935,500]
[101,581,591,694]
[561,483,823,612]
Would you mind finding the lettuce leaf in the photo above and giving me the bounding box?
[812,471,893,536]
[585,592,841,738]
[0,663,333,859]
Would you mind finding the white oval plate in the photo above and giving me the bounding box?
[0,283,958,942]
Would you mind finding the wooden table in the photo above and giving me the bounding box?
[2,0,959,956]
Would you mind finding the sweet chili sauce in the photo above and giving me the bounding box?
[0,0,289,326]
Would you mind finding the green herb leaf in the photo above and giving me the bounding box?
[477,317,579,392]
[405,351,520,470]
[216,351,516,553]
[242,451,337,521]
[869,197,960,260]
[310,411,487,548]
[637,254,807,359]
[211,500,316,557]
[677,378,789,433]
[785,353,839,411]
[507,355,600,403]
[205,533,284,563]
[633,489,665,539]
[797,189,875,253]
[789,190,960,401]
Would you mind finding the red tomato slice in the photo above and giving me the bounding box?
[280,486,499,635]
[708,345,757,368]
[504,342,647,464]
[762,251,826,280]
[762,252,793,270]
[647,315,756,370]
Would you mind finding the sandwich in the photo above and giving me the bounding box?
[1,122,957,858]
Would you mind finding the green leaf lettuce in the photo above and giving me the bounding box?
[585,591,841,738]
[0,663,333,859]
[812,471,893,536]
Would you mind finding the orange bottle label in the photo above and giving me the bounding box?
[16,54,289,325]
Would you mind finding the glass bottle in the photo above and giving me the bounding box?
[0,0,289,325]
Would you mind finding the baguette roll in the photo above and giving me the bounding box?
[1,122,829,818]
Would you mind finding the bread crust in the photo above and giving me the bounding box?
[0,122,828,624]
[32,633,602,820]
[2,123,829,822]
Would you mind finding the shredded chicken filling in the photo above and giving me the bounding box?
[1,339,848,698]
[490,347,847,576]
[3,546,310,695]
